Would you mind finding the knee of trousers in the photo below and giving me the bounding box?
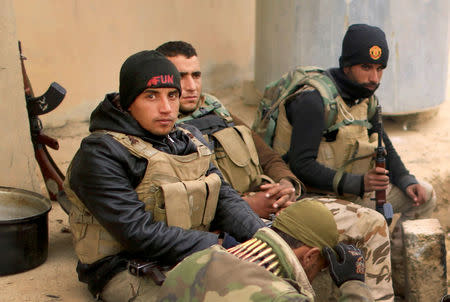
[334,204,389,242]
[356,207,389,233]
[417,180,437,216]
[352,208,391,263]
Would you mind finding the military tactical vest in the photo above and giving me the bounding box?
[227,227,314,298]
[177,93,272,193]
[252,67,377,148]
[276,92,378,194]
[64,128,221,264]
[253,68,378,194]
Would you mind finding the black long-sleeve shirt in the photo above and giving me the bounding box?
[283,68,417,196]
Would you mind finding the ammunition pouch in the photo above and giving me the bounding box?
[212,125,269,193]
[149,173,221,230]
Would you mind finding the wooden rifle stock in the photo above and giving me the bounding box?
[19,41,65,202]
[374,105,393,225]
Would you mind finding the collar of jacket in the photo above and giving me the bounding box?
[328,67,377,103]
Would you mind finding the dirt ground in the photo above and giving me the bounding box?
[0,85,449,301]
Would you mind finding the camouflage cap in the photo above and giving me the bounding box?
[272,198,338,252]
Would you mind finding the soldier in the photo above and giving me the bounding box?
[157,199,373,302]
[156,41,301,219]
[253,24,436,297]
[156,41,395,301]
[63,50,265,301]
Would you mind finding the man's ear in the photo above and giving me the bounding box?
[294,246,325,282]
[299,246,322,271]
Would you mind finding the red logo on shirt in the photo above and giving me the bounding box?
[147,75,174,87]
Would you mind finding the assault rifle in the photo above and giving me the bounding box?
[19,41,71,214]
[373,105,393,225]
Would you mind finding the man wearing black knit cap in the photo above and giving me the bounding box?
[63,50,265,301]
[257,24,436,300]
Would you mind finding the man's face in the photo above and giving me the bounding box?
[343,63,384,91]
[128,87,180,136]
[166,55,202,114]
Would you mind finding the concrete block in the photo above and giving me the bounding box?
[403,218,447,301]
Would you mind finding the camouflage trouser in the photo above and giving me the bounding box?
[316,198,394,302]
[355,180,436,296]
[100,270,161,302]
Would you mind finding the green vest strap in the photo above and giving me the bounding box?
[327,119,373,134]
[177,93,233,124]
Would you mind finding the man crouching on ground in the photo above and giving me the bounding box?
[64,50,265,301]
[157,199,373,301]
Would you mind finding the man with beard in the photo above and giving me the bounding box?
[255,24,436,298]
[156,41,301,219]
[156,40,397,301]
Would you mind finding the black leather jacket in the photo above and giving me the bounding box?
[69,93,264,295]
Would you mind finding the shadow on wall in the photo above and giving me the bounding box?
[204,63,240,91]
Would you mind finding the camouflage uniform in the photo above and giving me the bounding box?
[356,181,436,294]
[316,197,393,302]
[308,182,435,301]
[156,227,373,302]
[253,66,436,299]
[180,93,393,300]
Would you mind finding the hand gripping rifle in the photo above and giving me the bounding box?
[19,41,71,214]
[373,105,393,225]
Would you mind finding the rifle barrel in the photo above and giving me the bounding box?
[374,104,392,225]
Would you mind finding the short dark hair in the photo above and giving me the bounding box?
[156,41,197,58]
[272,227,305,249]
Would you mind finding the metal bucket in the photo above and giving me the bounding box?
[0,186,51,275]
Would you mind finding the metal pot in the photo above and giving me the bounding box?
[0,186,51,276]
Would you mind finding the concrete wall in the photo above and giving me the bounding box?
[3,0,450,193]
[255,0,450,114]
[0,0,41,192]
[11,0,450,125]
[12,0,256,127]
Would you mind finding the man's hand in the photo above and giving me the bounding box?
[243,179,296,219]
[406,183,427,206]
[323,243,365,287]
[260,178,296,202]
[364,167,389,192]
[242,191,279,219]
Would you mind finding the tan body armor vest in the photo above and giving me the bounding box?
[178,93,272,194]
[65,129,221,264]
[273,92,378,193]
[211,125,270,193]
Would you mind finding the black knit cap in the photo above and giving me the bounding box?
[119,50,181,110]
[339,24,389,69]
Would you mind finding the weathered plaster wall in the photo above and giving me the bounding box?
[0,0,41,192]
[13,0,256,127]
